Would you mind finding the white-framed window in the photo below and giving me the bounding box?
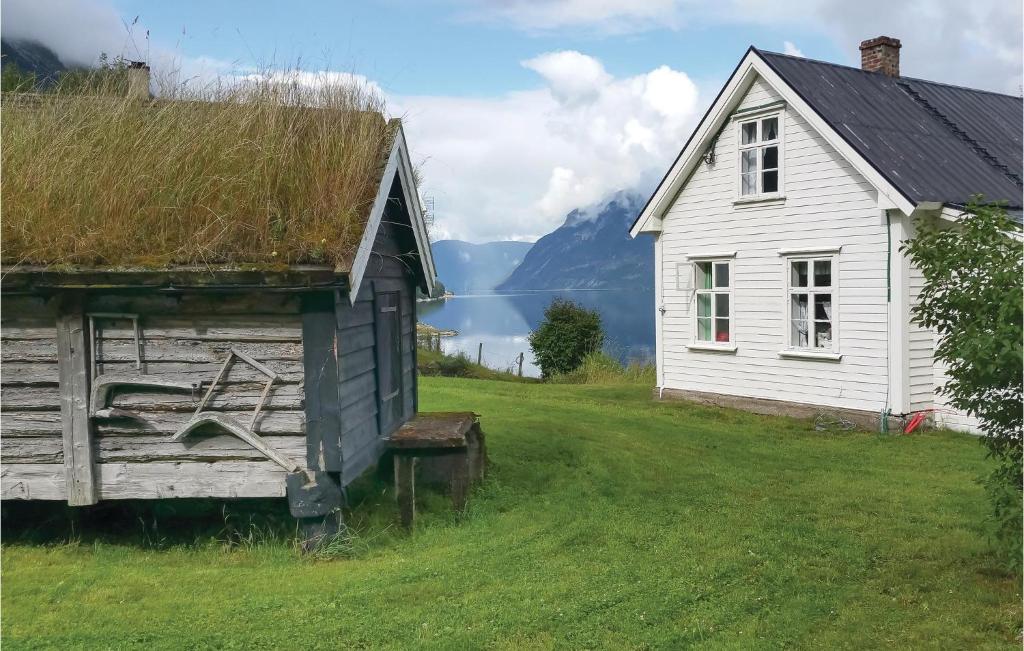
[694,260,732,344]
[737,113,782,198]
[786,256,836,351]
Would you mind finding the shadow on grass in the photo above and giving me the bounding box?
[1,463,467,556]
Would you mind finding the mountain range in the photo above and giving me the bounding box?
[497,193,653,290]
[430,240,533,292]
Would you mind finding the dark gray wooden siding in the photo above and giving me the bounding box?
[334,198,418,484]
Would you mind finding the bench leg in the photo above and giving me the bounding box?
[450,450,469,513]
[395,456,416,530]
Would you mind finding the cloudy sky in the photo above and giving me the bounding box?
[3,0,1021,242]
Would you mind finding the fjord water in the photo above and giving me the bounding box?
[418,289,655,377]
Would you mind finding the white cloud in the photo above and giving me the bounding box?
[465,0,1022,93]
[783,41,804,57]
[0,0,244,95]
[0,0,134,66]
[463,0,681,33]
[395,51,700,242]
[522,50,612,105]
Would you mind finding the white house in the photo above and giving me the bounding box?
[631,36,1022,432]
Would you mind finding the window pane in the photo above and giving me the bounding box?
[697,293,711,317]
[762,146,778,170]
[740,172,757,195]
[791,319,809,347]
[790,261,808,287]
[814,293,832,321]
[713,262,729,288]
[741,122,757,145]
[715,293,729,318]
[715,318,730,342]
[741,149,757,174]
[813,260,831,287]
[791,293,808,319]
[815,320,833,349]
[696,262,712,289]
[697,317,712,341]
[791,293,809,347]
[761,117,778,141]
[762,170,778,193]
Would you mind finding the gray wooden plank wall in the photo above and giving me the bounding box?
[1,292,305,500]
[335,213,418,483]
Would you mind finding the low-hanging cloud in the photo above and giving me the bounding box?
[1,0,141,66]
[394,51,700,242]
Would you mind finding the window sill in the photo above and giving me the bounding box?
[777,349,842,362]
[686,343,738,354]
[733,195,786,208]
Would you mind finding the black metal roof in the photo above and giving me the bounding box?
[757,49,1023,210]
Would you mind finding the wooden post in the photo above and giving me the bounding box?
[395,456,416,530]
[55,296,98,506]
[477,342,483,366]
[517,352,524,377]
[286,471,345,553]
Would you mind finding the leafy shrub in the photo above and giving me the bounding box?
[529,299,604,378]
[901,199,1022,568]
[551,351,656,385]
[433,351,475,378]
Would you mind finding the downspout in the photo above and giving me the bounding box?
[657,232,666,399]
[881,210,892,433]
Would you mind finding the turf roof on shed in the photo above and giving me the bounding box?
[1,89,404,271]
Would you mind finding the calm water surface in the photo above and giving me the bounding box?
[418,289,655,377]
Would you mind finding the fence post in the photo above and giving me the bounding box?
[477,342,483,365]
[517,352,524,377]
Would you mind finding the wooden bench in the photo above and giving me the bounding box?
[386,412,486,529]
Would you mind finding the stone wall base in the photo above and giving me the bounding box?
[655,387,906,432]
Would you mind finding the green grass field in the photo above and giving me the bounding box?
[2,378,1020,649]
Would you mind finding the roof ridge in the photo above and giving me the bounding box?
[897,81,1023,188]
[756,48,1023,99]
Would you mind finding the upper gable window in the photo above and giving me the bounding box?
[737,114,782,198]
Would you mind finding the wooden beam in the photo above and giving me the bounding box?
[395,456,416,530]
[55,296,98,505]
[301,292,343,472]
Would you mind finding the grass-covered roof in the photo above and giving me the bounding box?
[1,73,399,271]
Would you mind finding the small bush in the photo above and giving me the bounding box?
[434,351,475,378]
[529,299,604,378]
[902,199,1022,569]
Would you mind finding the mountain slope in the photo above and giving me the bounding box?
[1,39,66,85]
[431,240,533,292]
[497,193,653,290]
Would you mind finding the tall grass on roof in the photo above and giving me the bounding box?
[1,68,391,269]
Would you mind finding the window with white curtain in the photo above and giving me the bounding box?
[694,260,732,344]
[737,114,782,198]
[786,256,835,350]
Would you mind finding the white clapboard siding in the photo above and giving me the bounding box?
[658,74,891,412]
[930,331,983,432]
[907,259,936,411]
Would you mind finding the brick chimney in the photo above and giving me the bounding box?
[859,36,901,77]
[126,61,151,100]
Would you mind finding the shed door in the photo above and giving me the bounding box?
[375,290,405,434]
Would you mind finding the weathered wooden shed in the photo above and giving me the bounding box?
[0,117,436,539]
